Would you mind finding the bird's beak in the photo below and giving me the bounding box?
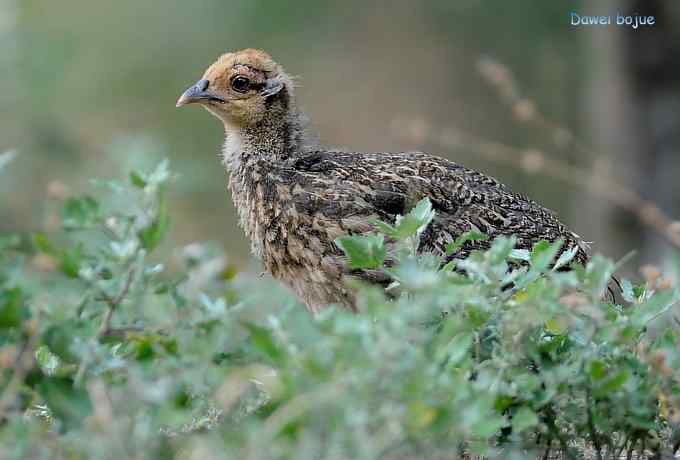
[176,79,224,107]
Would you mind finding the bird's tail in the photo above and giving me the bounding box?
[606,275,624,304]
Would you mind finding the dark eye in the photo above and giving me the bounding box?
[231,76,251,93]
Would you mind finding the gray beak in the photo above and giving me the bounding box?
[176,79,224,107]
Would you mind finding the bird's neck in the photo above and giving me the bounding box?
[221,101,308,172]
[220,96,309,261]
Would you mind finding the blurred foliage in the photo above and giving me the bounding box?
[3,2,680,456]
[1,0,606,265]
[1,159,680,459]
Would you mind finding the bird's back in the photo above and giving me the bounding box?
[290,149,590,264]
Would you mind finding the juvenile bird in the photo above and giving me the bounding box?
[177,49,589,313]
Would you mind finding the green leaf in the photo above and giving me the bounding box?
[437,331,473,365]
[0,287,25,329]
[35,345,76,377]
[488,235,516,264]
[173,387,191,409]
[512,406,539,433]
[407,198,435,230]
[43,320,83,363]
[630,289,677,329]
[553,245,579,271]
[243,322,286,363]
[584,255,616,297]
[130,170,148,188]
[33,233,56,254]
[620,278,636,303]
[589,360,607,380]
[632,284,646,299]
[62,196,100,229]
[38,377,92,430]
[134,339,155,361]
[471,415,506,438]
[335,233,385,269]
[0,234,21,252]
[60,244,84,278]
[530,239,562,272]
[593,370,630,398]
[388,215,422,239]
[36,345,61,376]
[545,317,567,335]
[446,230,489,256]
[509,248,531,262]
[170,284,188,309]
[139,200,170,251]
[147,159,171,186]
[494,396,515,412]
[373,220,397,236]
[375,198,435,241]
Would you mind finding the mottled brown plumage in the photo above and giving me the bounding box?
[177,49,590,313]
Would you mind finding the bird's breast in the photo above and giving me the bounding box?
[226,160,356,310]
[228,164,326,263]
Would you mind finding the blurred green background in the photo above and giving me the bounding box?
[2,0,679,271]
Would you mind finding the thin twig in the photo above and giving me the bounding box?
[396,126,680,251]
[615,434,630,460]
[541,439,552,460]
[0,311,42,419]
[393,57,680,250]
[544,406,577,460]
[98,267,136,336]
[586,386,603,460]
[626,436,636,460]
[98,326,144,339]
[75,267,136,386]
[478,57,680,250]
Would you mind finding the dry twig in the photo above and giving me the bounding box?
[392,57,680,250]
[0,311,42,419]
[98,267,136,336]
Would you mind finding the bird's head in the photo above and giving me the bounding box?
[176,49,292,128]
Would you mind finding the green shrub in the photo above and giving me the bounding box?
[1,160,679,459]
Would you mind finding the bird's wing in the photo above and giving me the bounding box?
[290,150,589,269]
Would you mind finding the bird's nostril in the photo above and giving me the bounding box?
[197,79,209,91]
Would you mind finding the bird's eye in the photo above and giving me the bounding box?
[231,76,251,93]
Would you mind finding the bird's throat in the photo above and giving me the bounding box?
[221,109,306,173]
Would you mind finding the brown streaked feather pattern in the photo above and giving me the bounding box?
[229,148,590,312]
[292,150,591,264]
[179,49,590,313]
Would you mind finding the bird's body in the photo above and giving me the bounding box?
[177,49,589,312]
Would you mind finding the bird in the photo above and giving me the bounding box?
[176,49,590,313]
